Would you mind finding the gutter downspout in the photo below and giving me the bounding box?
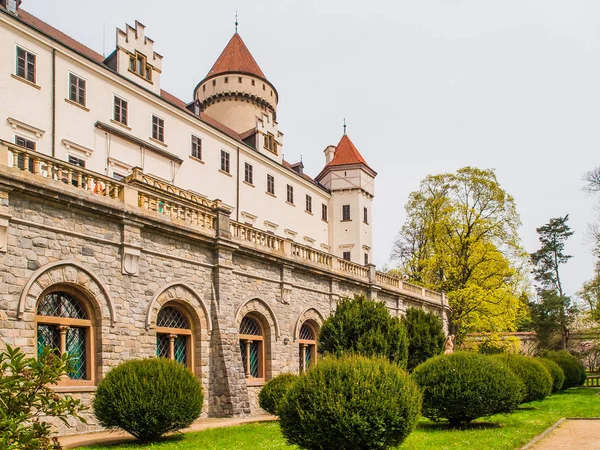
[236,146,240,222]
[51,48,56,157]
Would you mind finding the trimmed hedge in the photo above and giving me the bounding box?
[93,358,203,442]
[258,373,299,415]
[278,355,421,450]
[401,307,445,372]
[538,358,565,393]
[491,354,552,403]
[544,350,586,389]
[411,352,524,426]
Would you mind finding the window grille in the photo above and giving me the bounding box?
[240,317,261,336]
[157,306,190,329]
[37,292,88,319]
[299,324,315,340]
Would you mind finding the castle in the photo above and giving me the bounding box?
[0,0,448,434]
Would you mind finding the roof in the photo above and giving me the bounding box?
[205,33,266,80]
[328,135,371,168]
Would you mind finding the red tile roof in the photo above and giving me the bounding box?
[328,135,371,168]
[205,33,266,80]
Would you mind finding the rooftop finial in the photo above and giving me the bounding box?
[235,9,238,33]
[343,118,347,135]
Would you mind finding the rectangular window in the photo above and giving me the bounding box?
[152,115,164,142]
[343,251,351,261]
[267,174,275,194]
[364,253,369,265]
[114,96,128,125]
[15,136,35,172]
[363,206,368,224]
[245,162,253,184]
[287,185,294,204]
[68,155,86,168]
[322,204,328,222]
[221,150,230,173]
[305,195,312,213]
[342,205,351,221]
[69,73,86,106]
[16,47,35,83]
[191,135,202,159]
[112,172,125,181]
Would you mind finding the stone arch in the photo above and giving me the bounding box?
[145,282,211,334]
[294,307,326,342]
[235,297,280,341]
[18,260,115,327]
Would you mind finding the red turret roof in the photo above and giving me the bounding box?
[206,33,266,80]
[327,135,369,167]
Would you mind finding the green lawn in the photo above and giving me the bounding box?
[80,388,600,450]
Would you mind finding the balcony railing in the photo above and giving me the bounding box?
[0,141,445,305]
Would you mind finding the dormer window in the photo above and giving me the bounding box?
[264,132,277,155]
[129,52,152,82]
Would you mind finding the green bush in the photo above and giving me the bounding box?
[401,307,445,372]
[319,295,409,368]
[491,354,552,403]
[258,373,299,415]
[537,358,565,393]
[411,352,524,426]
[278,355,421,450]
[544,350,586,389]
[93,358,203,442]
[0,345,87,450]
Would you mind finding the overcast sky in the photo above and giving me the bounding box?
[25,0,600,296]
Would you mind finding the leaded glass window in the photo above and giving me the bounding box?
[239,315,264,380]
[35,291,92,384]
[156,304,192,369]
[299,322,317,374]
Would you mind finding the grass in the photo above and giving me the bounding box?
[80,388,600,450]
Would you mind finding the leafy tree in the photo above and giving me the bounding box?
[318,295,409,368]
[0,345,87,450]
[530,215,577,350]
[392,167,529,341]
[579,262,600,322]
[401,308,445,371]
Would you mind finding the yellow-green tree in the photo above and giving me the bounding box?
[392,167,529,341]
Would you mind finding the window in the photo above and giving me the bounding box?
[343,251,351,261]
[287,185,294,204]
[69,73,86,106]
[114,96,128,125]
[224,76,228,84]
[342,205,351,221]
[14,136,35,172]
[112,172,126,181]
[152,115,164,142]
[321,204,328,222]
[264,132,277,154]
[299,322,317,373]
[363,207,368,224]
[267,174,275,195]
[16,46,35,83]
[245,162,253,184]
[305,195,312,213]
[239,316,264,380]
[191,135,202,159]
[36,291,92,384]
[238,76,242,83]
[364,253,369,265]
[68,155,86,168]
[156,305,192,368]
[129,52,152,81]
[221,150,230,173]
[251,79,255,86]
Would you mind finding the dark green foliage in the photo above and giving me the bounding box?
[538,358,565,393]
[544,350,587,389]
[0,345,87,450]
[318,295,409,368]
[278,355,421,450]
[258,373,299,415]
[93,358,203,442]
[402,307,445,371]
[411,352,524,426]
[491,354,552,403]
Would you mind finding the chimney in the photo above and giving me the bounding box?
[1,0,20,15]
[324,145,336,164]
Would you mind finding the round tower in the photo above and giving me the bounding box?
[194,33,278,135]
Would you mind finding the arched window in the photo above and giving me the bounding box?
[156,305,192,368]
[299,322,317,373]
[239,316,264,380]
[36,291,93,384]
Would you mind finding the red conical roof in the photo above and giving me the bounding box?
[206,33,266,80]
[328,135,369,167]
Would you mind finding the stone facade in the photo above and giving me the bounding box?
[0,141,449,436]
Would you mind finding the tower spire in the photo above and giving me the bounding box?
[343,118,347,135]
[235,10,238,34]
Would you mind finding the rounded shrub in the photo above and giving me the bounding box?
[544,350,586,389]
[537,358,565,393]
[401,307,445,372]
[491,354,552,403]
[411,352,524,426]
[93,358,203,442]
[258,373,299,415]
[278,355,421,450]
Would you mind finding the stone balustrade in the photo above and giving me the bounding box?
[0,140,446,307]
